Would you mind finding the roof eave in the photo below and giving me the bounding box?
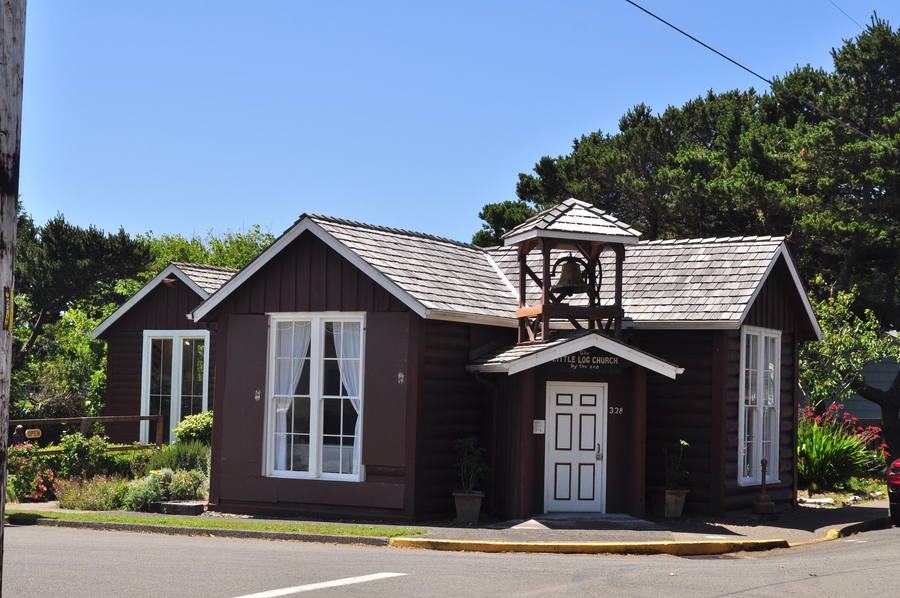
[467,333,684,379]
[190,218,431,322]
[502,229,640,247]
[91,264,209,340]
[735,243,823,341]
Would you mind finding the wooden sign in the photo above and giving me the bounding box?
[25,428,41,439]
[3,286,12,331]
[548,347,622,374]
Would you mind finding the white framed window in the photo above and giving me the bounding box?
[266,313,365,481]
[140,330,211,444]
[738,326,781,486]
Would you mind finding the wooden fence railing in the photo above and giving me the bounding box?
[9,415,165,450]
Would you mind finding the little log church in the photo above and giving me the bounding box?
[94,199,822,521]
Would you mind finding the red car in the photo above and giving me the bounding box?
[890,457,900,526]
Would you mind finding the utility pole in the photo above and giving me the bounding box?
[0,0,26,592]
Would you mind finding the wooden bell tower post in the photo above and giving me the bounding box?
[500,199,641,345]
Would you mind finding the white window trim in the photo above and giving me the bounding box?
[140,329,211,444]
[265,312,366,482]
[738,325,781,486]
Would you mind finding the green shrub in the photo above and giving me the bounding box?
[8,443,55,501]
[173,411,213,445]
[123,475,164,511]
[6,475,19,504]
[55,476,128,510]
[169,469,208,500]
[57,432,108,479]
[148,440,209,475]
[123,445,155,479]
[798,403,885,491]
[149,468,175,497]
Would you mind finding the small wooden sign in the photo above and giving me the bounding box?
[548,347,622,374]
[25,428,42,439]
[3,286,12,331]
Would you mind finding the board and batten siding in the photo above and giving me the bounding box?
[208,231,419,521]
[226,231,409,316]
[102,278,214,443]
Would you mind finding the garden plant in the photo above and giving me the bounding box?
[798,402,887,492]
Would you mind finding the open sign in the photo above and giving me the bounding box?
[25,428,41,439]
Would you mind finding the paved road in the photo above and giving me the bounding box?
[4,524,899,597]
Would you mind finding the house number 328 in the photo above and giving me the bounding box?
[609,407,624,415]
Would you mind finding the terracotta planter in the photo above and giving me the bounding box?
[651,489,689,518]
[453,490,484,523]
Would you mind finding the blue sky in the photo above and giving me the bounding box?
[19,1,898,245]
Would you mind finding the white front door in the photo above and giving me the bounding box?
[545,382,607,513]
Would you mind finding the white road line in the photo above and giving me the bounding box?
[232,572,408,598]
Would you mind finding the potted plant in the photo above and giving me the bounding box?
[452,436,490,523]
[651,439,690,518]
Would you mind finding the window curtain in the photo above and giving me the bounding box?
[274,322,311,471]
[332,322,361,472]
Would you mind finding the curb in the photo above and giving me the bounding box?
[7,513,893,556]
[788,516,894,548]
[388,537,789,556]
[5,515,390,547]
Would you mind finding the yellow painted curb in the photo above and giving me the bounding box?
[788,529,840,548]
[389,537,789,555]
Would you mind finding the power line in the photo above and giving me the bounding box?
[828,0,864,31]
[622,0,899,156]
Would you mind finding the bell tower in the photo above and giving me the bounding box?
[502,199,641,344]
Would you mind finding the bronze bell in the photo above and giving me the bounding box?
[551,258,590,296]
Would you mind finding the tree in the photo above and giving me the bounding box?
[496,16,900,323]
[138,225,274,272]
[800,285,900,455]
[471,200,535,247]
[14,210,153,365]
[0,0,26,586]
[487,14,900,450]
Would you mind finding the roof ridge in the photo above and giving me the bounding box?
[304,213,483,251]
[639,235,785,246]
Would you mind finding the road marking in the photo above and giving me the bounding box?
[232,572,408,598]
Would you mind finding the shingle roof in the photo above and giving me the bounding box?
[488,235,786,324]
[502,198,641,244]
[309,215,518,320]
[191,207,816,336]
[171,262,237,295]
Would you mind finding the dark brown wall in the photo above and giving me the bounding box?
[414,320,488,519]
[489,369,535,519]
[226,232,409,315]
[103,278,215,443]
[639,330,715,514]
[744,256,815,340]
[210,231,417,520]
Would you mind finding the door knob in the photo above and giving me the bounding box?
[596,443,603,461]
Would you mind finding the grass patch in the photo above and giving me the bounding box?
[5,509,424,538]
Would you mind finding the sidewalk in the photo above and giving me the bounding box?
[393,500,893,555]
[7,500,894,556]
